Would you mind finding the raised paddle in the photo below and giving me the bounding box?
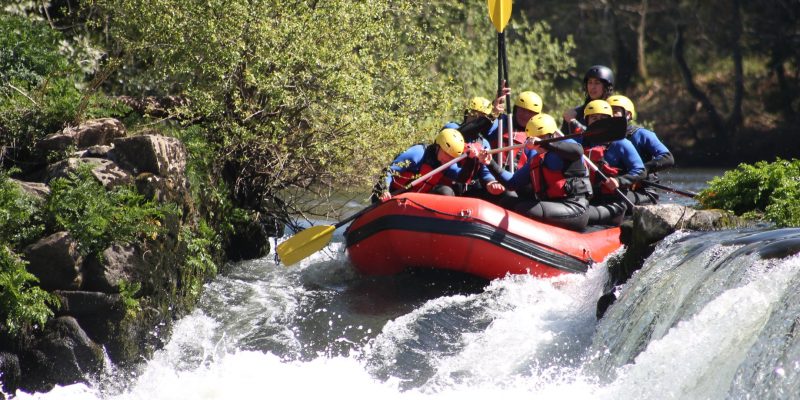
[488,0,512,170]
[640,180,698,198]
[276,153,468,266]
[486,116,628,155]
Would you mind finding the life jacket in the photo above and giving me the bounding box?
[585,145,621,194]
[528,152,570,200]
[389,145,450,193]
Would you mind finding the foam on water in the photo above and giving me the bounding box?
[9,230,800,400]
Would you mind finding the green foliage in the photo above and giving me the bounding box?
[179,220,219,301]
[45,164,174,257]
[0,170,45,247]
[0,13,127,158]
[118,279,142,319]
[698,159,800,227]
[0,245,59,335]
[81,0,579,219]
[440,11,580,117]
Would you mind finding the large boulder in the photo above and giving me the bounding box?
[614,204,749,285]
[23,232,82,291]
[46,157,133,189]
[17,317,104,393]
[36,118,126,152]
[82,244,146,293]
[111,135,187,185]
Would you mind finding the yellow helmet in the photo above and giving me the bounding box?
[467,96,493,115]
[525,114,558,138]
[514,91,543,113]
[435,128,465,157]
[607,95,636,119]
[584,100,613,117]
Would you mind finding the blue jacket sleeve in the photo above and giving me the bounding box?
[615,139,646,188]
[385,144,426,188]
[631,127,674,172]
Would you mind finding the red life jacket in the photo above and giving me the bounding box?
[585,146,620,194]
[528,152,569,199]
[389,145,452,193]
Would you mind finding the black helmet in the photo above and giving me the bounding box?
[583,65,615,87]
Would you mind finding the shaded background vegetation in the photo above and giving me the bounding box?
[2,0,799,226]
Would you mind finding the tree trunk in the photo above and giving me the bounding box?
[610,7,635,90]
[727,0,744,131]
[672,25,727,145]
[636,0,649,80]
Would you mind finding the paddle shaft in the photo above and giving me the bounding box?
[640,180,698,198]
[496,32,505,167]
[333,153,468,229]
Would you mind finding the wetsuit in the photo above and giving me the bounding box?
[626,124,675,205]
[488,139,593,232]
[584,138,646,226]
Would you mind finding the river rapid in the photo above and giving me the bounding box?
[10,169,800,400]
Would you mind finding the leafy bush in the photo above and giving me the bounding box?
[84,0,579,221]
[697,158,800,227]
[45,165,175,257]
[0,245,59,335]
[0,13,129,161]
[0,170,44,247]
[179,220,219,301]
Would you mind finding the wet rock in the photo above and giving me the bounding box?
[18,317,104,392]
[226,212,271,261]
[23,232,82,291]
[0,352,20,395]
[53,291,125,319]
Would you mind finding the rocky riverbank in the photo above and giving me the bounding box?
[0,118,280,394]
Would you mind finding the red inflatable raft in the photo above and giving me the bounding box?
[344,193,622,280]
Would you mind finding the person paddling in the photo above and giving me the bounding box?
[372,128,465,203]
[607,94,675,205]
[581,100,646,226]
[474,113,593,232]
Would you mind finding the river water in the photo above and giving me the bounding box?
[11,169,800,399]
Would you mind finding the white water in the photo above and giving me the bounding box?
[9,228,800,400]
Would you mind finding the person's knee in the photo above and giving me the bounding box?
[432,185,455,196]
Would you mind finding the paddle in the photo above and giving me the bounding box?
[640,180,698,198]
[276,153,468,266]
[553,117,635,208]
[488,0,512,170]
[486,116,628,155]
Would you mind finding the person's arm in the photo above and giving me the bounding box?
[377,144,425,199]
[641,129,674,172]
[616,140,646,189]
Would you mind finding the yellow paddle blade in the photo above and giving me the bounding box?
[487,0,512,33]
[276,225,336,266]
